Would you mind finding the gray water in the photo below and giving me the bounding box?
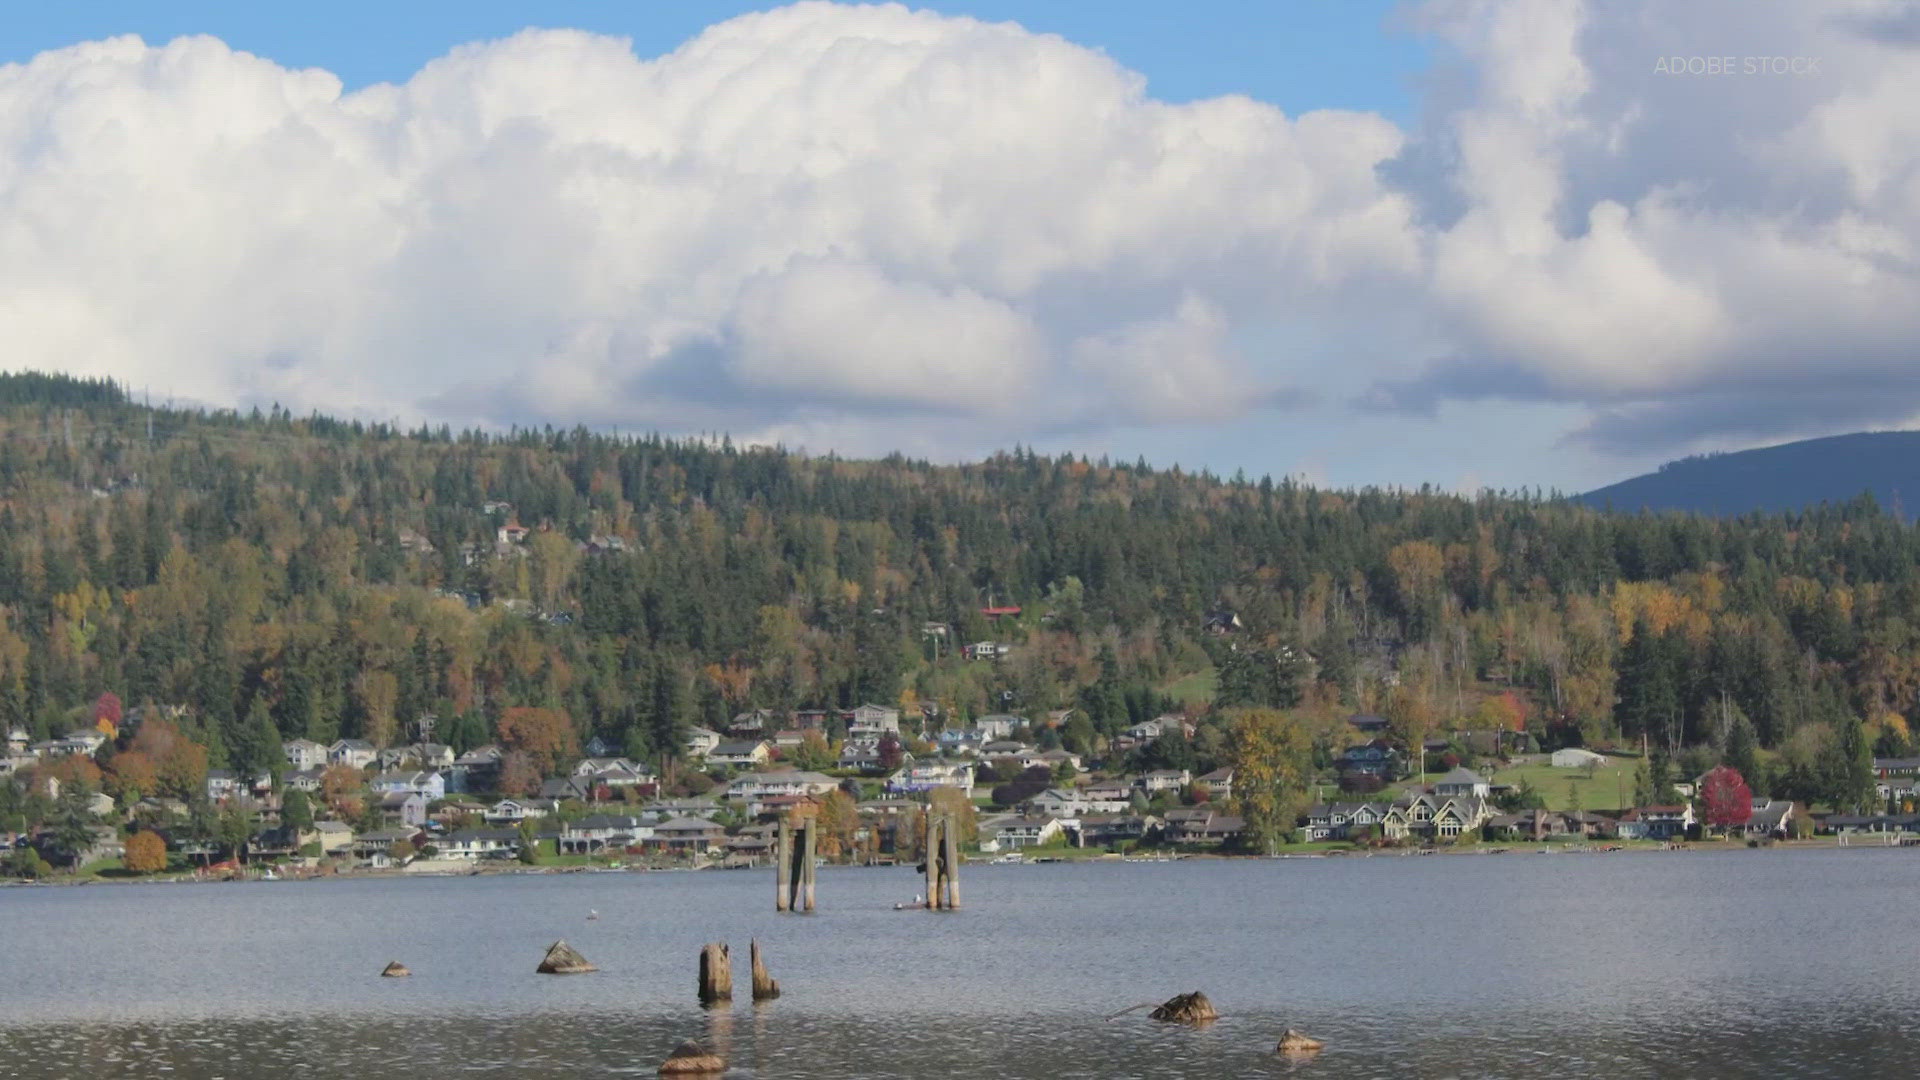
[1,848,1916,1078]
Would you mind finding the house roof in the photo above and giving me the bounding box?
[1436,767,1488,785]
[712,740,769,755]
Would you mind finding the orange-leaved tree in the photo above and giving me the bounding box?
[497,707,578,774]
[123,830,168,874]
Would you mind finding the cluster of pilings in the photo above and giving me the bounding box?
[773,818,817,913]
[697,939,779,1004]
[923,812,960,910]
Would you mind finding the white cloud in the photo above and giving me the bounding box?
[2,0,1917,470]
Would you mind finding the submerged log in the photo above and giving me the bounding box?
[1149,991,1218,1024]
[537,940,597,975]
[750,939,779,1001]
[1275,1029,1324,1054]
[698,942,733,1005]
[659,1040,727,1075]
[379,961,411,978]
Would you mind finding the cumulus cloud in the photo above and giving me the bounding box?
[0,3,1413,451]
[2,0,1916,468]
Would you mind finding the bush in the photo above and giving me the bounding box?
[1337,773,1385,795]
[123,830,168,874]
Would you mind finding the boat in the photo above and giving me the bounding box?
[991,853,1025,865]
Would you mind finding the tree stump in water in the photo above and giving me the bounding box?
[698,942,733,1005]
[659,1040,727,1075]
[536,940,597,974]
[750,939,779,1001]
[1275,1029,1324,1054]
[379,961,411,978]
[1149,991,1217,1024]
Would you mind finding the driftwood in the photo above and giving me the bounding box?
[659,1040,727,1075]
[1275,1029,1324,1054]
[537,940,597,975]
[1148,991,1218,1024]
[379,961,411,978]
[698,942,733,1005]
[750,939,779,1001]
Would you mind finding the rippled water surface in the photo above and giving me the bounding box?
[2,848,1917,1077]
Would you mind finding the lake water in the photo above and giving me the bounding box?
[2,848,1917,1078]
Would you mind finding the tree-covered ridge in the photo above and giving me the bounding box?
[0,371,1907,810]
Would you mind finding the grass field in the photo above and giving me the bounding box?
[1488,760,1639,812]
[1161,667,1217,706]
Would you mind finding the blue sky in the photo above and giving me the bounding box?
[3,1,1429,117]
[4,2,1911,495]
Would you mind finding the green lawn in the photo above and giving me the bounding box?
[1161,667,1217,707]
[1489,761,1638,812]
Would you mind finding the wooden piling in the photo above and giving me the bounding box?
[774,820,791,912]
[924,814,939,907]
[750,939,779,1001]
[941,812,960,910]
[698,942,732,1006]
[800,819,817,913]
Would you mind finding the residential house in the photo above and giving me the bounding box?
[282,739,328,772]
[559,814,651,854]
[886,761,975,796]
[845,704,902,739]
[1874,757,1920,778]
[206,769,244,802]
[440,828,522,859]
[370,770,446,801]
[1744,799,1796,838]
[5,728,27,755]
[377,790,430,828]
[1162,808,1245,845]
[683,727,723,759]
[329,739,379,770]
[652,816,726,854]
[726,770,838,802]
[313,820,354,855]
[447,745,502,793]
[1196,767,1235,800]
[1337,741,1401,779]
[538,776,595,803]
[1084,779,1137,805]
[708,740,773,769]
[352,827,420,860]
[1347,713,1392,736]
[838,744,886,772]
[639,797,721,822]
[729,709,778,736]
[1631,804,1696,840]
[975,716,1022,741]
[1036,749,1082,774]
[1028,787,1130,818]
[484,798,553,825]
[1137,769,1192,795]
[980,815,1065,851]
[1072,814,1156,847]
[1303,801,1398,841]
[1432,767,1491,798]
[1397,791,1493,838]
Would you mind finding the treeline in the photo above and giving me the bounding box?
[0,371,1913,802]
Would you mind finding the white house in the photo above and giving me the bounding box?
[1137,769,1191,794]
[683,727,723,759]
[979,815,1064,851]
[1432,767,1491,798]
[370,770,446,801]
[886,761,976,796]
[1028,787,1129,817]
[328,739,378,770]
[282,739,328,772]
[845,703,902,739]
[1550,748,1609,770]
[725,771,838,801]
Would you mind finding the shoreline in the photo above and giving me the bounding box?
[7,836,1908,887]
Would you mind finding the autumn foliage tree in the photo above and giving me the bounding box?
[497,707,579,774]
[1225,707,1312,854]
[123,829,168,874]
[92,691,124,737]
[1702,765,1753,834]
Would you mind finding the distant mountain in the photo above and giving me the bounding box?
[1579,431,1920,517]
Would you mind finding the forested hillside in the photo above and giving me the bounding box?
[0,372,1908,807]
[1580,431,1920,518]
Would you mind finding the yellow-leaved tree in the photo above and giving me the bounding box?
[1225,707,1312,855]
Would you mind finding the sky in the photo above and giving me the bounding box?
[2,1,1916,494]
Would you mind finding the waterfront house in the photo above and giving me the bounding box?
[1397,792,1493,838]
[440,828,522,859]
[559,814,651,854]
[1196,767,1235,800]
[1073,814,1155,847]
[352,827,420,859]
[980,815,1064,851]
[652,816,726,854]
[1029,786,1130,817]
[1744,799,1795,838]
[312,820,355,855]
[1635,804,1696,840]
[1163,809,1245,845]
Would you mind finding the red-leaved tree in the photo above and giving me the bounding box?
[1702,765,1753,834]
